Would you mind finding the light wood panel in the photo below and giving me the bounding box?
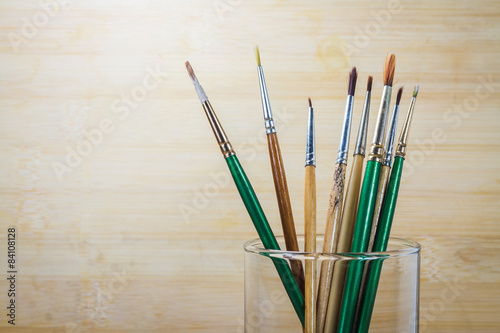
[0,0,499,331]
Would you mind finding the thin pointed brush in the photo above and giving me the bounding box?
[255,47,305,294]
[366,87,403,253]
[316,67,358,333]
[356,85,419,333]
[353,86,403,330]
[337,54,396,333]
[185,61,305,326]
[304,98,317,333]
[324,76,372,333]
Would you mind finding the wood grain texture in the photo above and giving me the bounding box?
[317,162,347,332]
[267,132,305,294]
[304,165,316,333]
[368,164,391,252]
[325,154,365,332]
[0,0,499,332]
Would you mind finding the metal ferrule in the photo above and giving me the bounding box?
[336,94,355,165]
[383,104,400,167]
[257,66,276,134]
[202,101,235,158]
[305,106,315,166]
[354,90,371,156]
[369,85,392,162]
[396,96,417,159]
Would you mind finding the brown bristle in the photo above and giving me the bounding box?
[383,54,396,86]
[308,97,312,108]
[396,87,403,105]
[348,67,358,96]
[185,61,196,82]
[367,76,373,92]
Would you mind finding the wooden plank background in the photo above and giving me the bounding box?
[0,0,499,331]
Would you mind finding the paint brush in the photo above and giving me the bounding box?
[324,75,373,333]
[356,85,419,333]
[304,97,317,333]
[353,86,403,329]
[366,87,403,253]
[316,67,358,333]
[255,47,304,294]
[337,54,396,333]
[186,61,305,326]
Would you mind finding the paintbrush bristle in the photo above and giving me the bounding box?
[255,46,261,66]
[383,54,396,86]
[185,61,196,83]
[348,67,358,96]
[413,85,419,98]
[308,97,312,108]
[185,61,208,103]
[396,87,403,105]
[367,76,373,92]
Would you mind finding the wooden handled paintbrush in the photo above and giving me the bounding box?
[356,85,419,333]
[316,67,358,333]
[255,47,305,295]
[337,54,396,333]
[186,61,305,326]
[304,97,317,333]
[324,76,373,333]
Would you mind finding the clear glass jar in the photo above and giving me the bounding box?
[244,235,420,333]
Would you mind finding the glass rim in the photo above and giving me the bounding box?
[244,235,421,261]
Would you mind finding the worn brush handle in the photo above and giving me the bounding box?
[304,165,316,333]
[337,160,381,333]
[267,133,305,294]
[316,162,347,333]
[356,156,404,333]
[323,154,365,332]
[367,164,391,252]
[225,155,305,326]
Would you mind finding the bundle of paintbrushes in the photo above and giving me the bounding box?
[186,50,419,332]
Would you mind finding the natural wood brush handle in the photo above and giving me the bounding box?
[304,165,316,333]
[304,166,317,254]
[324,153,365,332]
[267,133,304,294]
[316,162,347,333]
[367,164,391,252]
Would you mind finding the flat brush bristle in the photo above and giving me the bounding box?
[396,87,403,105]
[308,97,312,108]
[348,67,358,96]
[383,54,396,86]
[413,85,419,98]
[255,46,261,66]
[367,76,373,92]
[185,61,196,82]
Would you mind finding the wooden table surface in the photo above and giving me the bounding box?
[1,0,499,332]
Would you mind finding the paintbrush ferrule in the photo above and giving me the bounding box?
[369,85,392,162]
[202,101,235,158]
[383,104,400,167]
[395,95,417,159]
[336,94,355,165]
[305,105,316,167]
[354,91,371,156]
[257,66,276,134]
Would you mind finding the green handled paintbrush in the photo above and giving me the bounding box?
[355,85,419,333]
[337,54,396,333]
[185,61,305,327]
